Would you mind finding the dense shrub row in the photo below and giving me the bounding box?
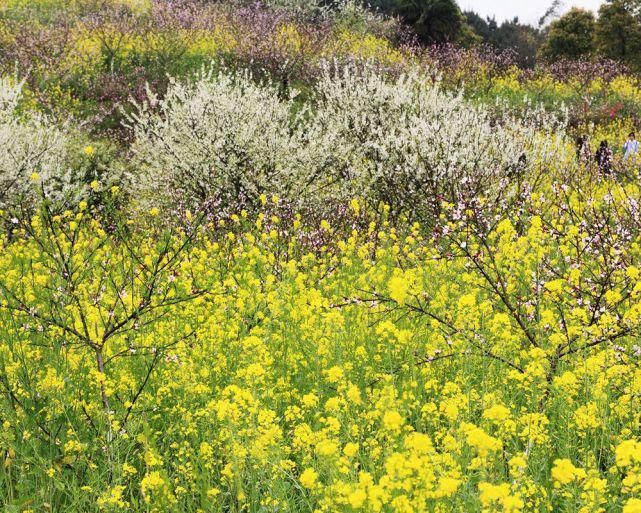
[0,0,406,131]
[4,0,641,134]
[1,67,567,220]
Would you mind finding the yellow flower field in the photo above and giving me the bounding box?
[1,178,640,512]
[3,1,641,511]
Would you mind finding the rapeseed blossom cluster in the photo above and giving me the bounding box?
[0,178,639,512]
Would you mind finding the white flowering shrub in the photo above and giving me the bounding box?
[0,78,22,122]
[0,77,72,209]
[129,65,566,218]
[127,69,301,211]
[299,66,566,217]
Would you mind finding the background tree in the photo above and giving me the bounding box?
[595,0,641,70]
[539,7,596,61]
[464,11,497,41]
[372,0,470,43]
[463,12,544,67]
[538,0,563,28]
[492,17,543,67]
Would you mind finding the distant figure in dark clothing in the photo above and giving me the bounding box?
[595,140,613,176]
[507,152,527,180]
[576,135,591,162]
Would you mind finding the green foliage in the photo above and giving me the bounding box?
[539,8,596,62]
[371,0,469,43]
[464,12,543,67]
[596,0,641,70]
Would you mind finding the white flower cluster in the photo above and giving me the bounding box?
[0,77,70,209]
[302,66,566,216]
[129,66,567,216]
[127,70,301,210]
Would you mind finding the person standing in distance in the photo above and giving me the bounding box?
[623,132,639,160]
[595,140,613,176]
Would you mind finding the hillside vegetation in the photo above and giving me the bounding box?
[1,1,641,513]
